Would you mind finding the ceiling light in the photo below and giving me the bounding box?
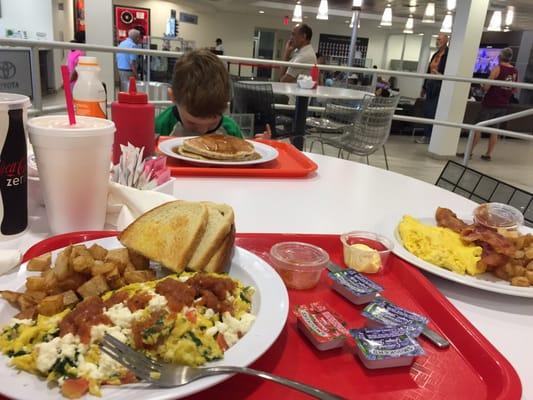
[404,15,414,34]
[352,0,363,8]
[316,0,328,20]
[409,0,417,5]
[505,6,514,26]
[380,4,392,26]
[446,0,456,11]
[409,6,416,13]
[503,26,511,32]
[292,1,302,22]
[258,10,265,14]
[422,2,435,23]
[440,12,453,33]
[487,10,502,32]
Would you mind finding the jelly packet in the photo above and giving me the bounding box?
[350,326,425,369]
[362,298,428,336]
[294,302,351,351]
[328,269,383,305]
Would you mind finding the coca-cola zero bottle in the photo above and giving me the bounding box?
[0,93,31,238]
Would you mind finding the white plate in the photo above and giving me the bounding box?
[392,217,533,298]
[159,137,279,166]
[0,237,289,400]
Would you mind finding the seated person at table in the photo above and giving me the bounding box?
[155,49,242,137]
[156,49,271,139]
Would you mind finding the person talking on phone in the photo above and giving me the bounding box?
[280,24,317,83]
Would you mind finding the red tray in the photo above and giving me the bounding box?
[22,232,521,400]
[157,137,318,178]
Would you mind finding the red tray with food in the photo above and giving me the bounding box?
[22,232,521,400]
[157,137,318,178]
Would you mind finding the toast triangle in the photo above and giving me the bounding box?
[187,202,234,271]
[118,201,208,273]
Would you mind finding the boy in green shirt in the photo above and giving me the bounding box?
[156,49,270,139]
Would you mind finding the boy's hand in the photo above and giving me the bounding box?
[254,124,272,140]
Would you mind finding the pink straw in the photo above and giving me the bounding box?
[61,65,76,126]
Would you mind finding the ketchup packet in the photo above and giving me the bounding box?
[294,302,351,351]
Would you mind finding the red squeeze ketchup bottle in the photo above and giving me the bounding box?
[111,77,155,164]
[310,64,320,89]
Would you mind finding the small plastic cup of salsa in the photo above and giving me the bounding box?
[269,242,330,290]
[473,203,524,230]
[340,231,393,274]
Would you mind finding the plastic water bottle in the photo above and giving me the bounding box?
[73,56,107,118]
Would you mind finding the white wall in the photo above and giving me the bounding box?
[0,0,54,39]
[111,0,388,67]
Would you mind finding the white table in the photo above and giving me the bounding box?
[241,81,371,149]
[7,153,532,399]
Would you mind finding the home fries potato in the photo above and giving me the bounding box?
[0,201,255,399]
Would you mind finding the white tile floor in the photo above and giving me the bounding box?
[305,135,533,193]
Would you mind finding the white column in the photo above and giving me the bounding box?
[417,32,432,75]
[428,0,489,156]
[84,0,115,98]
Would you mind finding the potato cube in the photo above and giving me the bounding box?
[62,290,79,307]
[26,276,46,292]
[25,291,47,302]
[70,245,91,259]
[27,253,52,272]
[54,248,72,280]
[37,294,66,316]
[107,276,126,290]
[15,307,36,320]
[17,294,36,311]
[124,270,155,284]
[0,290,21,306]
[42,269,59,294]
[91,261,115,276]
[76,275,109,299]
[128,250,149,270]
[88,244,108,261]
[511,276,530,287]
[57,273,86,292]
[526,270,533,284]
[105,249,130,273]
[71,255,95,274]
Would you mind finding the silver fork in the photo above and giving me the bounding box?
[100,334,345,400]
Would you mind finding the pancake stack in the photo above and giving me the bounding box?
[175,133,261,162]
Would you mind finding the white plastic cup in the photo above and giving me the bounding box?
[27,115,115,234]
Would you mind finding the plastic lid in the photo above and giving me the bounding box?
[270,241,330,269]
[0,93,31,111]
[27,115,115,137]
[117,77,148,104]
[77,56,99,66]
[473,203,524,230]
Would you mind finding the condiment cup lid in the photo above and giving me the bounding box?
[270,242,329,269]
[0,93,31,111]
[473,203,524,229]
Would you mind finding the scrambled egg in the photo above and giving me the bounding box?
[398,215,484,275]
[0,272,255,398]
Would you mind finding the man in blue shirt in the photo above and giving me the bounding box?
[116,29,141,90]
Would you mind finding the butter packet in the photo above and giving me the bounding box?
[362,298,428,336]
[328,269,383,305]
[350,325,425,369]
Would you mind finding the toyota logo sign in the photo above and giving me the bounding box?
[0,62,17,80]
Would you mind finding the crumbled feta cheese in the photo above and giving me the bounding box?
[35,333,82,373]
[217,312,256,347]
[147,294,167,312]
[204,308,215,319]
[205,326,218,336]
[77,352,124,381]
[90,324,128,344]
[104,303,135,329]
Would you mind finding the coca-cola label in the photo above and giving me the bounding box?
[0,107,28,236]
